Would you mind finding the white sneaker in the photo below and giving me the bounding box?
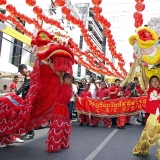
[12,138,24,143]
[133,120,141,125]
[0,143,7,148]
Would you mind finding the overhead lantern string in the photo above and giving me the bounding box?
[134,0,145,28]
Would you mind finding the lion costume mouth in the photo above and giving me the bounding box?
[31,30,74,63]
[31,30,75,76]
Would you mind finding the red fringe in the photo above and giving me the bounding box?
[46,115,71,152]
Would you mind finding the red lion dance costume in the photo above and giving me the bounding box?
[0,29,75,152]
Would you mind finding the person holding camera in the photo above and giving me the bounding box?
[88,76,99,98]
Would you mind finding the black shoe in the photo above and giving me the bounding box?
[79,123,83,127]
[137,119,142,123]
[126,123,132,125]
[86,123,90,127]
[21,130,35,140]
[116,126,125,130]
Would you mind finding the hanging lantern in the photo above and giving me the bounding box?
[133,12,142,19]
[92,0,102,5]
[129,62,133,67]
[55,0,65,7]
[33,6,42,14]
[135,0,144,2]
[61,6,70,15]
[92,6,102,14]
[0,0,6,5]
[135,2,145,12]
[26,0,36,6]
[6,4,16,13]
[0,13,7,21]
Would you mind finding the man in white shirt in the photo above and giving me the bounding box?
[89,76,99,98]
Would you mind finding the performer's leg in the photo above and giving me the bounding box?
[111,117,117,127]
[91,116,99,127]
[157,134,160,160]
[86,115,90,125]
[80,114,84,126]
[68,101,73,120]
[116,116,126,129]
[103,118,112,128]
[132,115,158,156]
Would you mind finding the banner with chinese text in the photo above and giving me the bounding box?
[75,96,147,117]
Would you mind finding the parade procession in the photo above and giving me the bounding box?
[0,0,160,160]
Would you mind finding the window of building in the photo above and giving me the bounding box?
[12,19,25,67]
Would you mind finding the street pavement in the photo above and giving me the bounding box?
[0,122,158,160]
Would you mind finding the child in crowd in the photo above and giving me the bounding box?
[132,61,160,159]
[91,81,111,128]
[79,84,92,126]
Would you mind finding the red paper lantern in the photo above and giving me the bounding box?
[133,12,142,19]
[55,0,65,7]
[26,0,36,6]
[92,6,102,14]
[6,4,16,13]
[66,14,73,21]
[61,6,70,15]
[92,0,102,5]
[135,0,144,2]
[136,18,143,24]
[0,0,6,5]
[33,6,42,14]
[0,13,7,21]
[135,3,145,12]
[129,62,133,67]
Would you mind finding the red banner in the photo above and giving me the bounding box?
[75,96,147,117]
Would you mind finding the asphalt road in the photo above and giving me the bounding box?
[0,122,158,160]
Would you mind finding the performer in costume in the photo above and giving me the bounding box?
[132,60,160,160]
[0,29,75,152]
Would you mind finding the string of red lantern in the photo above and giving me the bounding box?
[60,5,124,78]
[134,0,145,28]
[0,1,124,77]
[91,0,127,76]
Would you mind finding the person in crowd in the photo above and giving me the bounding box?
[132,60,160,159]
[91,81,111,127]
[1,85,9,93]
[116,90,126,129]
[107,83,111,89]
[96,80,101,88]
[89,76,99,99]
[16,64,35,141]
[130,77,142,125]
[79,83,92,126]
[77,78,87,95]
[10,76,19,92]
[77,78,87,122]
[109,79,121,127]
[136,81,147,125]
[68,77,78,120]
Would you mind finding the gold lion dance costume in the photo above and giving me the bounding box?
[124,17,160,159]
[0,29,75,152]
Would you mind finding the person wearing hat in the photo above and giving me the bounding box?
[16,64,35,141]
